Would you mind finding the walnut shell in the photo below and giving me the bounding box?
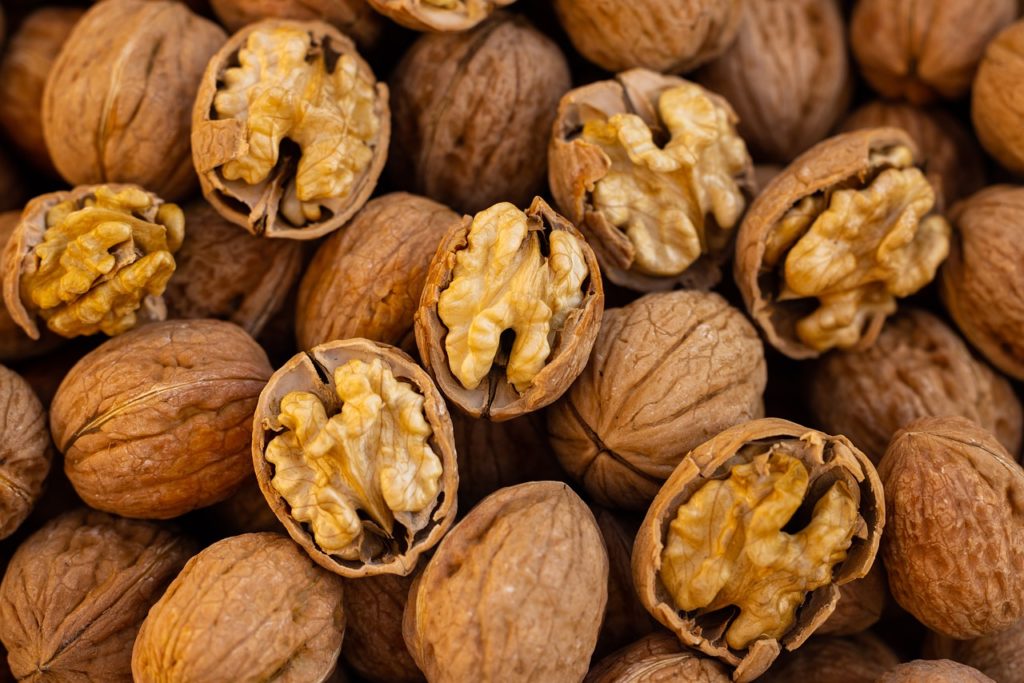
[0,509,194,682]
[878,660,996,683]
[925,619,1024,683]
[973,21,1024,175]
[548,290,766,510]
[585,632,730,683]
[808,309,1023,463]
[0,212,61,363]
[341,573,423,683]
[403,481,608,683]
[296,193,459,351]
[879,416,1024,639]
[815,560,887,637]
[50,319,272,519]
[759,633,901,683]
[389,14,569,214]
[209,0,382,47]
[367,0,513,31]
[42,0,225,201]
[0,365,49,541]
[132,532,345,682]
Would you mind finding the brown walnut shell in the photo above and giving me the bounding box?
[926,619,1024,683]
[0,365,50,541]
[50,319,272,519]
[367,0,513,32]
[815,560,887,637]
[548,290,766,511]
[973,21,1024,176]
[341,573,424,683]
[759,633,901,683]
[132,532,345,683]
[0,212,61,363]
[209,0,382,47]
[878,660,996,683]
[585,632,730,683]
[403,481,608,683]
[0,509,194,682]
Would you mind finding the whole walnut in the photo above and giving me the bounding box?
[974,21,1024,175]
[341,573,423,683]
[50,319,272,519]
[698,0,851,163]
[850,0,1016,104]
[0,509,194,682]
[133,533,345,682]
[879,416,1024,639]
[585,632,730,683]
[0,365,49,541]
[0,212,61,363]
[926,619,1024,683]
[547,290,766,510]
[209,0,381,47]
[553,0,744,74]
[816,561,887,637]
[878,660,996,682]
[390,14,569,214]
[367,0,513,31]
[808,309,1023,463]
[759,633,901,683]
[42,0,226,201]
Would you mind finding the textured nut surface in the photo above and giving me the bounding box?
[926,618,1024,683]
[193,19,389,240]
[548,290,766,510]
[815,560,886,636]
[0,365,50,541]
[209,0,382,46]
[586,632,730,683]
[132,532,345,683]
[0,509,193,682]
[341,573,423,683]
[759,633,900,683]
[0,212,61,362]
[368,0,513,31]
[878,659,996,683]
[973,21,1024,175]
[403,481,608,683]
[51,319,272,519]
[879,416,1024,639]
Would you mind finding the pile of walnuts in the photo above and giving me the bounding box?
[1,0,1024,681]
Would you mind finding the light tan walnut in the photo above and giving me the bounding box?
[368,0,514,31]
[209,0,382,47]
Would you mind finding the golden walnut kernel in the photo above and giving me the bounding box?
[759,633,901,683]
[193,20,389,240]
[973,21,1024,175]
[2,184,184,341]
[416,197,603,421]
[0,365,50,540]
[633,419,884,682]
[209,0,382,47]
[551,69,754,292]
[878,660,996,683]
[736,128,950,359]
[254,339,458,577]
[368,0,514,32]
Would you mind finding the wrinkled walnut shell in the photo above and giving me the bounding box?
[586,632,730,683]
[925,619,1024,683]
[0,365,50,541]
[209,0,382,47]
[341,573,423,683]
[973,20,1024,176]
[367,0,513,32]
[878,660,996,683]
[759,633,900,683]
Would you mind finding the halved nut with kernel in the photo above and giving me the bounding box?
[366,0,514,32]
[1,184,184,340]
[550,69,755,292]
[736,128,951,359]
[192,19,389,240]
[415,197,603,421]
[633,418,884,683]
[253,338,458,577]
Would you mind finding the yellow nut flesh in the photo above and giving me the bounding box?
[24,187,184,338]
[264,358,443,560]
[581,82,750,277]
[214,26,380,226]
[437,203,588,393]
[661,448,858,651]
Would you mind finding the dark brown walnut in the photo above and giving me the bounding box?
[203,476,283,535]
[164,201,304,337]
[296,193,459,351]
[1,647,10,683]
[390,14,569,214]
[926,619,1024,683]
[368,0,513,31]
[416,197,603,421]
[735,128,951,359]
[759,633,901,683]
[808,309,1023,463]
[553,0,744,74]
[50,319,272,519]
[851,0,1016,104]
[0,509,194,682]
[815,560,886,636]
[42,0,226,201]
[403,482,608,683]
[0,366,50,541]
[548,290,766,510]
[973,21,1024,176]
[586,632,730,683]
[132,532,345,683]
[878,660,996,683]
[0,212,61,363]
[633,418,884,682]
[550,69,755,292]
[209,0,382,47]
[697,0,851,163]
[193,19,389,240]
[253,338,458,577]
[341,573,423,683]
[879,416,1024,639]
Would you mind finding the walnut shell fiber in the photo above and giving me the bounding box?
[973,21,1024,176]
[367,0,514,32]
[209,0,382,47]
[878,660,996,683]
[0,365,50,541]
[132,532,346,683]
[758,633,901,683]
[925,619,1024,683]
[0,212,61,362]
[341,573,424,683]
[585,632,730,683]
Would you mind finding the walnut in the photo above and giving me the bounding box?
[42,0,225,201]
[808,309,1022,463]
[296,193,458,351]
[0,366,49,541]
[633,418,884,682]
[341,573,423,683]
[416,197,603,420]
[926,619,1024,683]
[548,290,766,510]
[403,482,608,683]
[2,184,185,341]
[550,69,754,291]
[390,14,569,214]
[735,128,950,358]
[851,0,1016,104]
[0,509,194,682]
[697,0,851,163]
[0,212,61,362]
[973,21,1024,175]
[209,0,382,47]
[50,319,272,519]
[815,560,886,637]
[253,338,458,577]
[759,633,901,683]
[204,475,283,535]
[367,0,513,31]
[132,532,345,682]
[193,20,389,240]
[879,416,1024,639]
[878,660,996,683]
[586,632,730,683]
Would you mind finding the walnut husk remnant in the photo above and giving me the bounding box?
[759,633,901,683]
[586,632,730,683]
[926,618,1024,683]
[367,0,513,32]
[209,0,382,47]
[878,660,996,683]
[973,20,1024,175]
[341,573,424,683]
[0,365,50,540]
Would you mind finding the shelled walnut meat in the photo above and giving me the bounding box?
[416,197,603,420]
[0,365,50,540]
[550,69,754,292]
[341,573,423,683]
[209,0,382,47]
[633,419,884,682]
[736,128,950,358]
[368,0,513,32]
[253,338,458,577]
[973,20,1024,175]
[193,19,389,240]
